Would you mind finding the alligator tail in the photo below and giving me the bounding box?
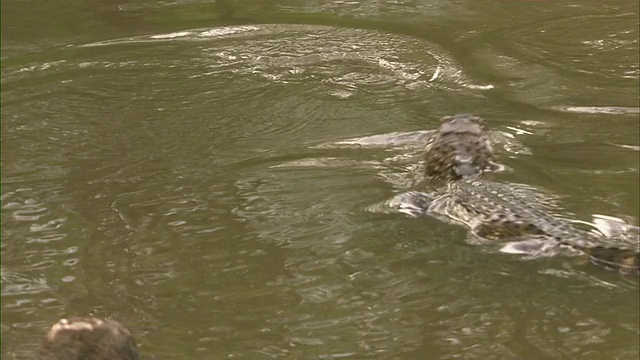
[564,243,640,276]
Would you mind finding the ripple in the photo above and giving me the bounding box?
[1,268,50,297]
[470,10,639,109]
[553,106,640,115]
[2,24,493,185]
[323,128,531,156]
[3,17,638,359]
[74,23,489,113]
[488,12,638,79]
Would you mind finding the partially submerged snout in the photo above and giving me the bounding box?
[453,154,478,177]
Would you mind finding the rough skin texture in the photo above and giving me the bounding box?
[423,114,494,182]
[415,114,639,276]
[35,317,140,360]
[448,179,639,276]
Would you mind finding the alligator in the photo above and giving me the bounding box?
[35,317,140,360]
[391,114,640,276]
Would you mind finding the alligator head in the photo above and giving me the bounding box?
[423,114,494,181]
[36,317,140,360]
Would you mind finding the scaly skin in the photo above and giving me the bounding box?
[423,114,494,182]
[411,114,640,276]
[446,179,639,276]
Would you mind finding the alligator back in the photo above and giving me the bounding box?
[439,179,591,245]
[423,114,494,181]
[419,179,640,276]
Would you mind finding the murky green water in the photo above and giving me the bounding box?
[2,1,639,359]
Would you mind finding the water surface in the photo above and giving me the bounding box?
[2,1,639,359]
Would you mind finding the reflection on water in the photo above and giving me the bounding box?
[2,1,639,359]
[553,106,640,115]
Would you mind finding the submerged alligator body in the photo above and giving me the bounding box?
[393,114,639,276]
